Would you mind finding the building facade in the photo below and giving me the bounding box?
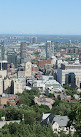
[20,42,27,64]
[7,51,17,68]
[25,61,32,77]
[46,41,54,59]
[0,61,7,70]
[13,78,26,94]
[0,41,5,60]
[38,59,51,68]
[31,37,37,44]
[57,63,81,88]
[0,76,3,95]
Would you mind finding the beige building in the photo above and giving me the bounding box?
[0,97,8,105]
[4,78,11,91]
[13,78,26,94]
[25,61,32,77]
[0,76,3,95]
[34,95,54,109]
[0,70,7,79]
[51,56,56,67]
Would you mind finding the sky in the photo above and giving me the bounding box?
[0,0,81,35]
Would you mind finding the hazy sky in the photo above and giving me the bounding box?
[0,0,81,34]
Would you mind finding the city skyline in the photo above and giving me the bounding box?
[0,0,81,35]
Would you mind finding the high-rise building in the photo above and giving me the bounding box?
[20,42,27,64]
[0,60,7,70]
[7,51,17,68]
[0,75,3,95]
[3,78,11,94]
[0,61,7,79]
[46,41,54,59]
[57,63,81,88]
[79,53,81,63]
[65,72,76,88]
[0,41,5,60]
[13,78,26,94]
[25,61,32,77]
[31,37,37,44]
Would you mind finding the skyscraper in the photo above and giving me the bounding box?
[0,41,5,60]
[46,41,54,59]
[31,37,37,44]
[7,51,17,68]
[65,72,76,88]
[79,53,81,64]
[20,42,27,64]
[0,60,7,70]
[25,61,32,77]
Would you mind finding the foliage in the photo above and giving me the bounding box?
[47,93,55,98]
[63,85,77,97]
[0,107,22,121]
[66,89,77,97]
[0,123,58,137]
[51,100,72,116]
[0,88,80,136]
[68,102,81,136]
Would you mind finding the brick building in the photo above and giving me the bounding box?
[38,60,51,68]
[0,95,20,108]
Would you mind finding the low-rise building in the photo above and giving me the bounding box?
[34,95,54,109]
[33,75,63,92]
[0,95,20,107]
[41,113,75,134]
[38,59,51,68]
[32,64,39,75]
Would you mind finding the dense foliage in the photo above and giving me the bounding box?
[0,87,80,136]
[63,85,77,97]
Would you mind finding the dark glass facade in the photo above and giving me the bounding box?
[7,51,17,68]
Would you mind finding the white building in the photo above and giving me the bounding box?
[33,75,63,92]
[57,63,81,87]
[18,71,25,78]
